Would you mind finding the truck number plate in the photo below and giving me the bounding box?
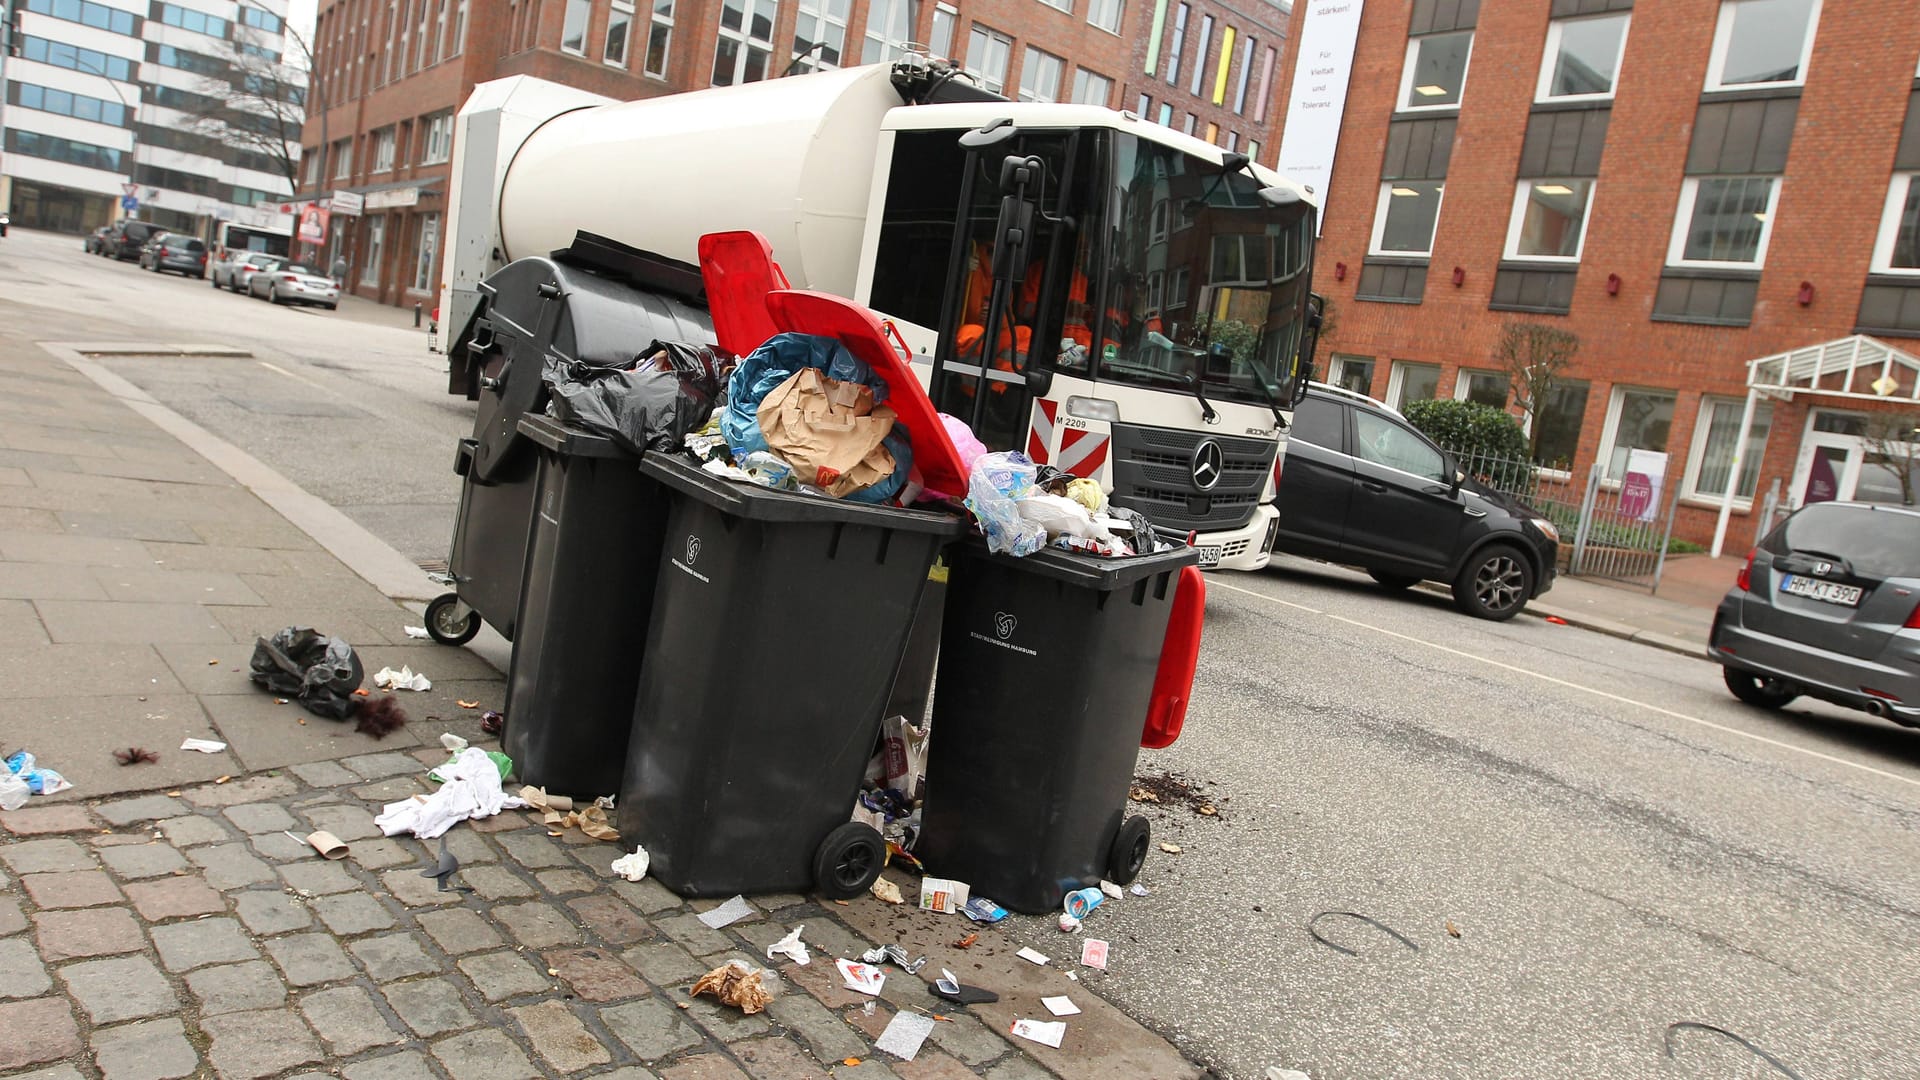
[1779,575,1862,607]
[1194,545,1222,568]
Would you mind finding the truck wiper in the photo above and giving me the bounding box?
[1249,374,1288,431]
[1145,332,1219,424]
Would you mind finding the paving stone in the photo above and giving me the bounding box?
[186,843,275,889]
[0,895,24,935]
[681,994,772,1041]
[94,794,188,826]
[431,1029,539,1080]
[222,802,297,834]
[249,831,312,862]
[382,977,476,1036]
[380,866,464,908]
[655,911,737,957]
[623,940,710,989]
[731,1036,829,1080]
[340,751,420,780]
[341,1051,440,1080]
[278,859,358,895]
[417,907,503,955]
[265,932,357,986]
[301,803,381,841]
[495,901,579,948]
[470,810,538,833]
[567,893,652,945]
[181,774,297,808]
[601,997,704,1062]
[60,955,177,1023]
[595,1070,664,1080]
[765,990,868,1063]
[200,1008,324,1079]
[545,945,650,1001]
[0,838,92,874]
[289,761,356,787]
[455,950,549,1002]
[312,892,398,935]
[981,1059,1052,1080]
[347,837,415,869]
[507,1000,611,1072]
[461,863,535,899]
[123,876,224,919]
[928,1011,1012,1066]
[439,828,498,864]
[0,935,53,997]
[299,984,403,1055]
[612,876,684,914]
[22,869,123,908]
[91,1015,200,1080]
[351,777,425,802]
[754,892,809,912]
[535,868,598,895]
[185,960,288,1015]
[0,998,82,1070]
[496,832,570,869]
[33,907,145,961]
[11,1067,87,1080]
[890,1050,981,1080]
[98,842,189,880]
[0,805,98,835]
[234,890,313,934]
[151,915,257,971]
[156,814,232,847]
[657,1054,753,1080]
[349,932,438,981]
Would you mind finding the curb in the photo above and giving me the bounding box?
[1410,581,1709,659]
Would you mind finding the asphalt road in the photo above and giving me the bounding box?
[8,227,1919,1079]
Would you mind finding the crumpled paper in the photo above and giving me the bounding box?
[870,878,903,905]
[373,666,431,691]
[611,848,650,882]
[766,925,810,966]
[520,786,620,841]
[690,960,772,1014]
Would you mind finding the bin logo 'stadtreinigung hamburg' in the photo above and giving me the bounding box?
[994,612,1017,641]
[685,536,701,565]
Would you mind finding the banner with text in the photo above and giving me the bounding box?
[1276,1,1366,235]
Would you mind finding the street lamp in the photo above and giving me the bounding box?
[69,54,141,222]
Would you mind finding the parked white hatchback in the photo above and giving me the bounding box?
[247,261,340,310]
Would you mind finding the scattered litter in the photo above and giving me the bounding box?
[440,733,469,752]
[696,895,754,929]
[961,895,1008,923]
[373,747,526,839]
[1159,843,1182,854]
[1064,887,1105,920]
[214,775,232,784]
[870,878,904,905]
[300,830,349,860]
[842,1058,862,1068]
[547,967,560,976]
[1544,615,1570,626]
[1099,880,1124,900]
[1016,947,1050,966]
[932,968,998,1005]
[353,689,370,697]
[1009,1019,1066,1049]
[920,877,970,914]
[522,787,620,841]
[457,700,481,709]
[1130,770,1223,815]
[420,836,469,892]
[1446,919,1462,938]
[355,697,409,740]
[206,659,219,666]
[1041,996,1081,1017]
[862,1002,875,1017]
[611,849,651,882]
[1066,971,1078,982]
[953,932,979,949]
[404,626,432,639]
[861,944,926,975]
[1129,884,1149,897]
[179,738,227,754]
[766,926,810,966]
[113,747,159,766]
[250,627,363,718]
[429,750,510,785]
[1080,939,1109,970]
[1196,805,1218,816]
[835,958,886,996]
[275,699,288,705]
[690,960,772,1014]
[480,710,504,735]
[373,666,432,692]
[1307,911,1420,957]
[4,752,72,804]
[1058,914,1081,933]
[874,1011,937,1061]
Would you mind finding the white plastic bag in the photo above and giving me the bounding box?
[0,771,29,811]
[965,452,1046,556]
[1017,493,1116,543]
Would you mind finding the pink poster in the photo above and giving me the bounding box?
[1803,450,1839,504]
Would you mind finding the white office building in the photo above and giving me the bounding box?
[1,0,303,234]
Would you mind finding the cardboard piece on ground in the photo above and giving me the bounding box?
[920,876,970,914]
[303,830,348,859]
[1042,995,1081,1016]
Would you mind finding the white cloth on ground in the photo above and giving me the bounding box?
[373,747,526,839]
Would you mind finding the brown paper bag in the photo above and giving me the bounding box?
[757,367,898,497]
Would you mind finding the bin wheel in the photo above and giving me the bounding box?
[1107,816,1152,886]
[813,822,885,900]
[425,593,480,646]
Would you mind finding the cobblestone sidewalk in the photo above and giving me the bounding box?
[0,747,1081,1080]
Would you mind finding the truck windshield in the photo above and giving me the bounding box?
[1091,135,1315,410]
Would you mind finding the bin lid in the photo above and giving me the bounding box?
[698,231,789,359]
[516,414,636,461]
[641,454,966,536]
[949,537,1199,590]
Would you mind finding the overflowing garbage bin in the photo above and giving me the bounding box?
[915,541,1200,913]
[499,414,667,799]
[615,454,963,898]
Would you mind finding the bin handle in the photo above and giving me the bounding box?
[881,319,913,364]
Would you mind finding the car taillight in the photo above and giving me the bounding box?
[1905,601,1920,630]
[280,274,298,283]
[199,254,207,263]
[1736,549,1758,592]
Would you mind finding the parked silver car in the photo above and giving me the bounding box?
[217,251,280,293]
[1708,501,1920,727]
[246,260,340,309]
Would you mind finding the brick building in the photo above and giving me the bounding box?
[297,0,1290,309]
[1273,0,1920,552]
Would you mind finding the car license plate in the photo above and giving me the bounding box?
[1195,545,1222,568]
[1779,574,1862,607]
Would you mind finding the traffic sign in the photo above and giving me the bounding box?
[121,195,138,211]
[122,182,138,196]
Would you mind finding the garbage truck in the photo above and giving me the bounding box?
[438,54,1321,571]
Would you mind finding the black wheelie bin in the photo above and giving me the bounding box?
[915,541,1200,913]
[615,454,964,899]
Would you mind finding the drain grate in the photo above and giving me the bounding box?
[416,558,450,575]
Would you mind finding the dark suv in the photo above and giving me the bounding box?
[1268,384,1559,620]
[105,220,165,261]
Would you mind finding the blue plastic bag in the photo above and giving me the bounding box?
[4,750,72,797]
[720,333,886,458]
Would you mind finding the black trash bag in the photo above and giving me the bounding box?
[1107,505,1163,553]
[544,339,723,456]
[249,626,365,720]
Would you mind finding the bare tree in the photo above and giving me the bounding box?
[177,12,322,199]
[1861,410,1920,505]
[1495,321,1580,456]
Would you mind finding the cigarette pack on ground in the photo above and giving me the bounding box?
[920,876,971,914]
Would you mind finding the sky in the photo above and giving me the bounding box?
[285,0,318,66]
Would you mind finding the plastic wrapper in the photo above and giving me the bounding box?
[249,626,363,720]
[0,770,28,810]
[4,751,72,797]
[964,452,1047,556]
[940,413,989,472]
[863,715,929,802]
[1018,492,1117,543]
[1065,477,1108,514]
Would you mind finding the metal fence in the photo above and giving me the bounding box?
[1450,448,1678,592]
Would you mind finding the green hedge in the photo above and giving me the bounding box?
[1402,398,1530,462]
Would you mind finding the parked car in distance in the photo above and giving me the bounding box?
[85,226,112,253]
[104,220,166,261]
[139,233,208,277]
[216,251,281,292]
[1708,501,1920,727]
[247,261,339,309]
[1268,383,1559,621]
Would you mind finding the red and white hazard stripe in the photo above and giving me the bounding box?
[1057,426,1109,478]
[1027,399,1058,464]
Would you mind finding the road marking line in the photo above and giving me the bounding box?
[1209,577,1920,792]
[257,360,325,389]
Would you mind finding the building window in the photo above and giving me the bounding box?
[1232,34,1255,113]
[450,0,469,57]
[1506,180,1595,261]
[241,6,282,32]
[362,216,385,286]
[1203,121,1218,144]
[1168,266,1188,306]
[1076,70,1115,107]
[159,4,229,37]
[22,0,136,34]
[1668,176,1780,268]
[4,129,121,172]
[1018,47,1064,102]
[332,138,352,179]
[23,37,134,80]
[1600,388,1676,481]
[1210,25,1235,104]
[1088,0,1121,34]
[606,0,635,66]
[561,0,590,55]
[929,4,957,59]
[1686,398,1774,501]
[1182,113,1196,136]
[1252,46,1275,124]
[1330,355,1375,396]
[422,112,453,165]
[1398,30,1472,111]
[373,127,396,173]
[1187,15,1213,96]
[1156,103,1172,126]
[1705,0,1820,92]
[1225,131,1238,151]
[647,1,674,77]
[792,0,847,72]
[154,45,229,77]
[863,0,913,64]
[1371,181,1444,256]
[1246,138,1260,162]
[1387,361,1441,410]
[965,26,1013,95]
[1537,13,1629,101]
[1455,370,1508,408]
[1871,174,1920,274]
[1165,3,1188,86]
[713,0,776,85]
[1036,0,1068,11]
[13,83,128,127]
[1135,91,1150,114]
[302,148,323,187]
[1532,379,1589,469]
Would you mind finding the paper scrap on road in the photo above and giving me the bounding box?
[1016,947,1050,966]
[1041,995,1081,1016]
[870,877,904,904]
[1099,879,1124,899]
[766,925,811,966]
[874,1011,936,1060]
[1080,939,1109,969]
[178,738,227,753]
[920,876,970,913]
[696,895,754,929]
[1129,883,1149,897]
[404,626,432,639]
[836,958,886,995]
[610,848,650,882]
[1010,1019,1066,1048]
[373,666,431,692]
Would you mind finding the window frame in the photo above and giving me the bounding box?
[1454,369,1509,408]
[1704,0,1822,93]
[1396,30,1474,113]
[1682,396,1774,504]
[412,212,440,292]
[421,112,453,165]
[863,0,914,65]
[361,216,385,286]
[1870,172,1920,275]
[372,127,396,173]
[1596,385,1678,483]
[1018,46,1065,102]
[791,0,847,73]
[1504,179,1596,263]
[1666,175,1782,270]
[1087,0,1122,35]
[606,0,635,67]
[560,0,590,55]
[1330,354,1376,397]
[929,3,957,59]
[1386,360,1441,411]
[712,0,777,86]
[965,24,1013,95]
[1076,68,1115,107]
[1165,3,1188,86]
[1035,0,1069,11]
[1534,12,1631,103]
[1187,14,1213,96]
[645,1,674,78]
[1369,180,1446,258]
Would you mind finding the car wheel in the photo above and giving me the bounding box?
[1451,544,1533,621]
[1723,667,1799,710]
[324,303,338,311]
[1368,571,1421,591]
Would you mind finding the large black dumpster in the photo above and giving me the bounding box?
[616,455,964,899]
[915,542,1199,914]
[499,414,667,799]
